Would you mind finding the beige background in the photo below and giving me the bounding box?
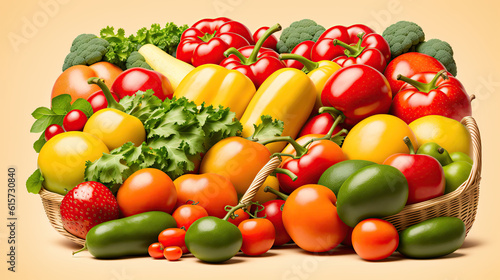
[1,0,499,279]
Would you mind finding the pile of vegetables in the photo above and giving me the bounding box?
[28,17,476,263]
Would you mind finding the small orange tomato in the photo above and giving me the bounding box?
[148,242,165,259]
[200,137,271,196]
[173,173,238,219]
[172,204,209,230]
[282,184,348,252]
[164,246,183,261]
[238,218,275,256]
[351,218,399,261]
[158,228,188,254]
[117,168,177,217]
[52,62,123,102]
[227,208,250,227]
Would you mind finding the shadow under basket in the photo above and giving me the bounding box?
[39,116,482,245]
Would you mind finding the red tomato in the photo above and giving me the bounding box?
[238,218,276,256]
[164,246,183,261]
[283,184,348,252]
[256,199,291,246]
[44,124,65,141]
[172,204,209,230]
[52,62,123,102]
[158,228,188,254]
[117,168,177,217]
[173,173,238,218]
[87,90,120,113]
[148,242,165,259]
[227,208,250,227]
[351,218,399,261]
[63,109,88,131]
[111,68,174,101]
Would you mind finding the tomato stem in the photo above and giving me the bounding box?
[263,186,288,200]
[87,77,124,111]
[223,203,247,221]
[258,136,308,157]
[274,168,298,181]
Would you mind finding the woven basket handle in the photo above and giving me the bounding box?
[456,116,482,193]
[239,156,282,206]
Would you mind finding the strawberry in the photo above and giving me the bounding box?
[60,181,119,239]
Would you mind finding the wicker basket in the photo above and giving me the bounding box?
[39,116,481,244]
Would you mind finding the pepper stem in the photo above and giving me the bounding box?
[274,168,298,181]
[224,47,249,63]
[72,244,87,255]
[403,136,416,155]
[264,186,288,200]
[246,23,281,64]
[332,32,365,58]
[397,70,448,93]
[198,30,217,42]
[87,78,124,111]
[279,53,319,72]
[258,136,308,157]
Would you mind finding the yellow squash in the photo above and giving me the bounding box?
[280,54,342,113]
[240,68,316,153]
[174,64,256,119]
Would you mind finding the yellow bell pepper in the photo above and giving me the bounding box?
[240,68,316,153]
[174,64,256,119]
[280,54,342,113]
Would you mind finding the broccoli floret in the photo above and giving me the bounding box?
[126,51,152,70]
[382,21,425,59]
[62,34,109,71]
[416,39,457,76]
[276,19,326,53]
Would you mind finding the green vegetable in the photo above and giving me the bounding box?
[185,216,242,263]
[30,94,93,152]
[398,217,466,259]
[416,39,457,76]
[382,21,425,59]
[276,19,325,53]
[62,34,109,71]
[100,23,188,69]
[318,160,376,197]
[74,211,177,259]
[336,164,409,227]
[84,90,255,186]
[443,161,472,193]
[126,51,152,70]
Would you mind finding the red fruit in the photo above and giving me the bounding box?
[256,199,291,246]
[238,218,276,256]
[63,109,87,131]
[172,204,209,230]
[284,40,315,70]
[87,90,120,113]
[253,27,278,51]
[227,208,250,227]
[384,52,447,95]
[148,242,165,259]
[298,112,343,138]
[44,124,65,141]
[158,228,188,254]
[60,181,119,239]
[164,246,183,261]
[352,218,399,261]
[111,68,174,101]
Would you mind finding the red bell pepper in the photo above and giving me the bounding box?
[176,17,253,67]
[311,24,390,69]
[321,64,392,128]
[220,24,286,88]
[298,112,344,138]
[383,137,446,204]
[390,70,472,124]
[331,33,387,73]
[283,40,315,70]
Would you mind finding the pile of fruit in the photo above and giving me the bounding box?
[27,18,476,262]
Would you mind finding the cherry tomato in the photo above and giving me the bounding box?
[227,208,250,227]
[158,228,188,254]
[238,218,275,256]
[257,199,291,246]
[148,242,165,259]
[63,109,88,131]
[172,204,209,230]
[283,184,348,252]
[173,173,238,218]
[164,246,183,261]
[351,218,399,261]
[111,68,174,101]
[117,168,177,217]
[87,90,120,113]
[44,124,65,141]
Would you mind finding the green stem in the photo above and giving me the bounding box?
[224,47,249,63]
[72,244,87,255]
[198,30,217,42]
[318,106,343,117]
[403,136,416,155]
[222,203,246,221]
[274,168,298,181]
[332,33,365,58]
[302,106,346,147]
[264,186,288,200]
[397,70,448,93]
[258,136,308,157]
[246,23,281,64]
[87,77,124,111]
[279,53,319,72]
